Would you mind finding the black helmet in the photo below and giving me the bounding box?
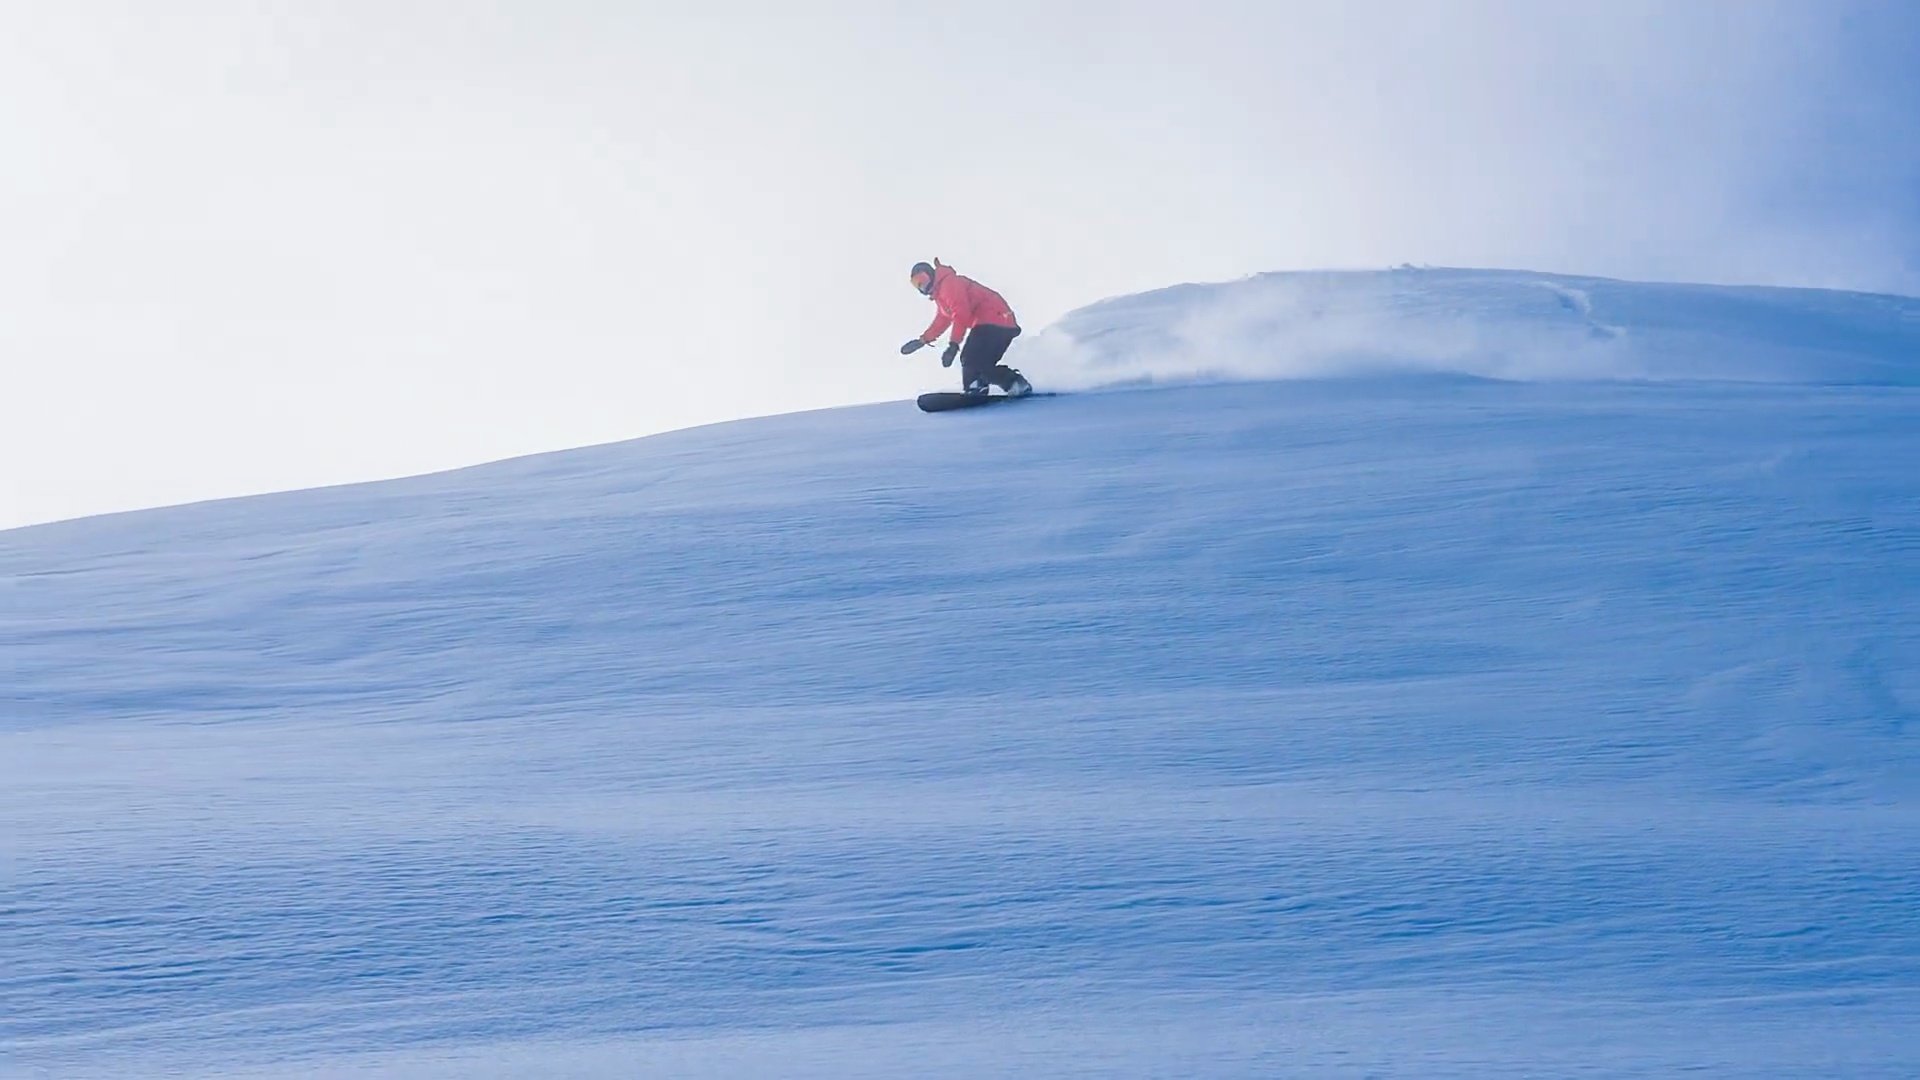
[909,261,936,295]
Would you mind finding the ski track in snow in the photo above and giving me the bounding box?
[3,271,1919,1077]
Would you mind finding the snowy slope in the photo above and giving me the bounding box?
[3,271,1918,1078]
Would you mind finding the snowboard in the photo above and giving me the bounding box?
[917,391,1050,413]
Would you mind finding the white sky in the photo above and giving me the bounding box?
[5,1,1917,529]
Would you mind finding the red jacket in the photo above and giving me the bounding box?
[919,261,1018,346]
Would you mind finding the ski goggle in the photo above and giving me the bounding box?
[910,269,933,294]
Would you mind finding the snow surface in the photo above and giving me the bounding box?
[3,269,1918,1077]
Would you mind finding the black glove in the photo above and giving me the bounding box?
[900,338,927,355]
[941,341,961,367]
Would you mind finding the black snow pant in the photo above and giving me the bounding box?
[959,324,1023,391]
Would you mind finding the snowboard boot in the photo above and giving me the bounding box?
[1006,372,1033,397]
[965,378,990,396]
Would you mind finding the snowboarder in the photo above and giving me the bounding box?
[900,259,1033,397]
